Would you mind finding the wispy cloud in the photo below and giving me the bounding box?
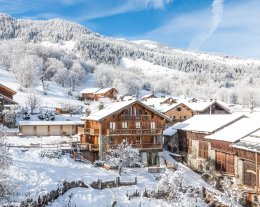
[129,0,260,58]
[189,0,224,50]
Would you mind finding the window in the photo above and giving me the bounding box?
[153,136,160,143]
[151,122,156,129]
[136,136,142,144]
[110,122,116,130]
[173,116,176,120]
[135,121,141,128]
[177,107,182,111]
[184,116,187,119]
[110,137,115,145]
[122,122,128,129]
[179,116,182,120]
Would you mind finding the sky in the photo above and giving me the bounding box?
[0,0,260,59]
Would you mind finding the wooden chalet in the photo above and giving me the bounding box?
[141,94,157,101]
[232,129,260,191]
[0,84,17,124]
[175,114,244,171]
[185,100,230,115]
[205,118,260,178]
[142,97,194,123]
[78,100,171,165]
[80,87,118,101]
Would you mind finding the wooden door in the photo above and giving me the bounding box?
[216,151,234,174]
[244,161,256,188]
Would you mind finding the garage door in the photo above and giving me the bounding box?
[22,126,35,136]
[50,126,61,136]
[61,125,73,135]
[36,126,48,136]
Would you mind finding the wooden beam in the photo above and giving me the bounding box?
[256,152,259,194]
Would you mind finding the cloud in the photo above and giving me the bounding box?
[75,0,173,21]
[188,0,224,50]
[128,0,260,58]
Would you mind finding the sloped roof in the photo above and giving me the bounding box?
[232,129,260,152]
[184,101,230,113]
[179,114,245,133]
[85,100,171,122]
[80,88,100,94]
[163,122,188,136]
[94,87,117,94]
[0,83,17,95]
[142,98,191,114]
[205,117,260,142]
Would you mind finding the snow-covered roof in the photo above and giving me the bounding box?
[205,117,260,142]
[85,100,171,121]
[184,101,230,113]
[142,97,185,113]
[94,87,116,94]
[163,122,187,136]
[232,129,260,152]
[19,120,84,126]
[80,88,100,94]
[179,114,245,133]
[0,83,17,94]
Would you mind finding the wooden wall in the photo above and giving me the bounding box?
[165,104,193,122]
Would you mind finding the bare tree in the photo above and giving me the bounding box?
[25,91,42,114]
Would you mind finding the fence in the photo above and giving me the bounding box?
[91,177,137,190]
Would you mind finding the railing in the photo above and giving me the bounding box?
[107,143,163,151]
[77,143,99,151]
[107,128,162,136]
[120,115,151,121]
[77,127,100,135]
[77,127,85,134]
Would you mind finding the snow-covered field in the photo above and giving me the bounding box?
[7,146,170,207]
[0,68,96,108]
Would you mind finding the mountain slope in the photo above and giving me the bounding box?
[0,13,259,105]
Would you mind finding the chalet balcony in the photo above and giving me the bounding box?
[106,128,162,136]
[106,143,163,151]
[77,143,99,151]
[79,128,100,135]
[77,127,85,135]
[120,115,151,121]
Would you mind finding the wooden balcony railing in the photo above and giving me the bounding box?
[79,128,100,135]
[77,127,85,134]
[77,143,99,151]
[107,128,162,136]
[120,115,151,121]
[106,143,163,151]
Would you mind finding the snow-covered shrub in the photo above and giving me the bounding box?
[0,125,13,201]
[106,139,142,175]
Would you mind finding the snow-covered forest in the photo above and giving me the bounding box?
[0,13,260,106]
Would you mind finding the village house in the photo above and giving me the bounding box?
[232,129,260,191]
[172,114,245,171]
[142,97,194,123]
[185,100,231,115]
[205,117,260,178]
[78,100,171,165]
[0,83,17,124]
[80,87,118,101]
[19,120,84,136]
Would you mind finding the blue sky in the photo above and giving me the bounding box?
[1,0,260,58]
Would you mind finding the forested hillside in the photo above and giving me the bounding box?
[0,13,259,106]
